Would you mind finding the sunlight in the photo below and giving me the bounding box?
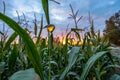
[62,40,66,45]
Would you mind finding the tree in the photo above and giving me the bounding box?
[104,10,120,45]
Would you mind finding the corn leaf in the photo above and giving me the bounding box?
[41,0,50,24]
[0,13,44,80]
[9,68,41,80]
[8,44,18,71]
[103,64,120,70]
[3,32,18,51]
[60,47,79,79]
[79,51,108,80]
[109,74,120,80]
[36,16,43,44]
[34,23,38,37]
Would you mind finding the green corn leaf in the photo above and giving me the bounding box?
[67,72,80,80]
[90,20,96,38]
[103,64,120,70]
[106,52,114,64]
[109,74,120,80]
[3,32,18,51]
[60,47,79,79]
[0,13,44,80]
[87,42,92,57]
[8,44,18,71]
[41,0,50,24]
[0,62,5,73]
[36,16,43,44]
[97,30,101,43]
[100,71,107,77]
[34,22,38,37]
[9,68,41,80]
[79,51,108,80]
[95,68,101,80]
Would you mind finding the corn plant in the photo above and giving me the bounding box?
[0,13,44,80]
[68,4,83,30]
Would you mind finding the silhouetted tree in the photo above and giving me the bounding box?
[104,10,120,45]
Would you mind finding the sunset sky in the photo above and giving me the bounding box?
[0,0,120,36]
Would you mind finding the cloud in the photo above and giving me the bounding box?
[109,1,115,5]
[61,0,90,9]
[6,0,42,17]
[50,8,68,21]
[0,0,120,34]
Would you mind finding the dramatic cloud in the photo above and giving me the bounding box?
[0,0,120,34]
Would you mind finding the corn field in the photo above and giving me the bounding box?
[0,0,120,80]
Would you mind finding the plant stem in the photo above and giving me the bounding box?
[48,32,53,80]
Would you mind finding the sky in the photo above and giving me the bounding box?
[0,0,120,37]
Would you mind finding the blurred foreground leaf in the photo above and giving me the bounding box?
[0,13,44,80]
[9,68,41,80]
